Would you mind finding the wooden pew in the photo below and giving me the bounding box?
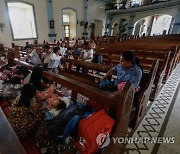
[13,59,135,153]
[43,71,135,153]
[61,58,158,128]
[96,45,173,100]
[66,58,112,73]
[130,60,159,128]
[66,49,168,101]
[65,58,159,128]
[0,107,26,154]
[14,58,34,70]
[14,58,159,129]
[61,69,100,86]
[98,35,180,74]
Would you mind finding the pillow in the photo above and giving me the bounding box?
[117,82,140,92]
[61,97,72,108]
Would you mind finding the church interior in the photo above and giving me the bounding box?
[0,0,180,153]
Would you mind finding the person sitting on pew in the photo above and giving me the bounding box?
[0,52,16,79]
[100,51,142,92]
[72,40,83,58]
[47,47,63,73]
[41,44,52,68]
[22,46,41,66]
[79,42,94,62]
[8,83,43,139]
[89,39,96,49]
[75,42,94,72]
[59,41,67,58]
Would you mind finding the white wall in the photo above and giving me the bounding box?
[88,0,107,37]
[0,0,107,47]
[70,11,76,39]
[55,0,107,39]
[94,21,103,37]
[0,0,48,47]
[53,0,84,40]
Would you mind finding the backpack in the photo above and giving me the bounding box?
[75,109,115,154]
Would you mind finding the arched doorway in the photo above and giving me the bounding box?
[90,20,103,38]
[62,8,77,40]
[111,18,128,36]
[119,18,128,36]
[151,14,172,35]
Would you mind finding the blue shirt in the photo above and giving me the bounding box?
[112,64,142,88]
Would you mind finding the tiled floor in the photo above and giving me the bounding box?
[157,88,180,154]
[126,63,180,154]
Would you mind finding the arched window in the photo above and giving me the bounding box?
[7,2,37,40]
[63,15,70,23]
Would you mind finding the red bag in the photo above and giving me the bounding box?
[76,109,115,154]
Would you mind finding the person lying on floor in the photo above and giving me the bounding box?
[100,51,143,93]
[35,102,94,142]
[36,84,73,120]
[41,97,73,120]
[8,83,43,139]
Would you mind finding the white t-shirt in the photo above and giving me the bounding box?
[83,49,94,59]
[28,50,41,65]
[60,47,67,57]
[48,53,61,69]
[43,54,51,64]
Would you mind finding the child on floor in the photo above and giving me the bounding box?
[42,97,72,120]
[37,84,73,120]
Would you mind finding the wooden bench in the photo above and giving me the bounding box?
[43,71,135,153]
[95,43,177,100]
[64,58,159,127]
[130,60,159,128]
[13,59,135,153]
[65,50,165,101]
[14,54,160,129]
